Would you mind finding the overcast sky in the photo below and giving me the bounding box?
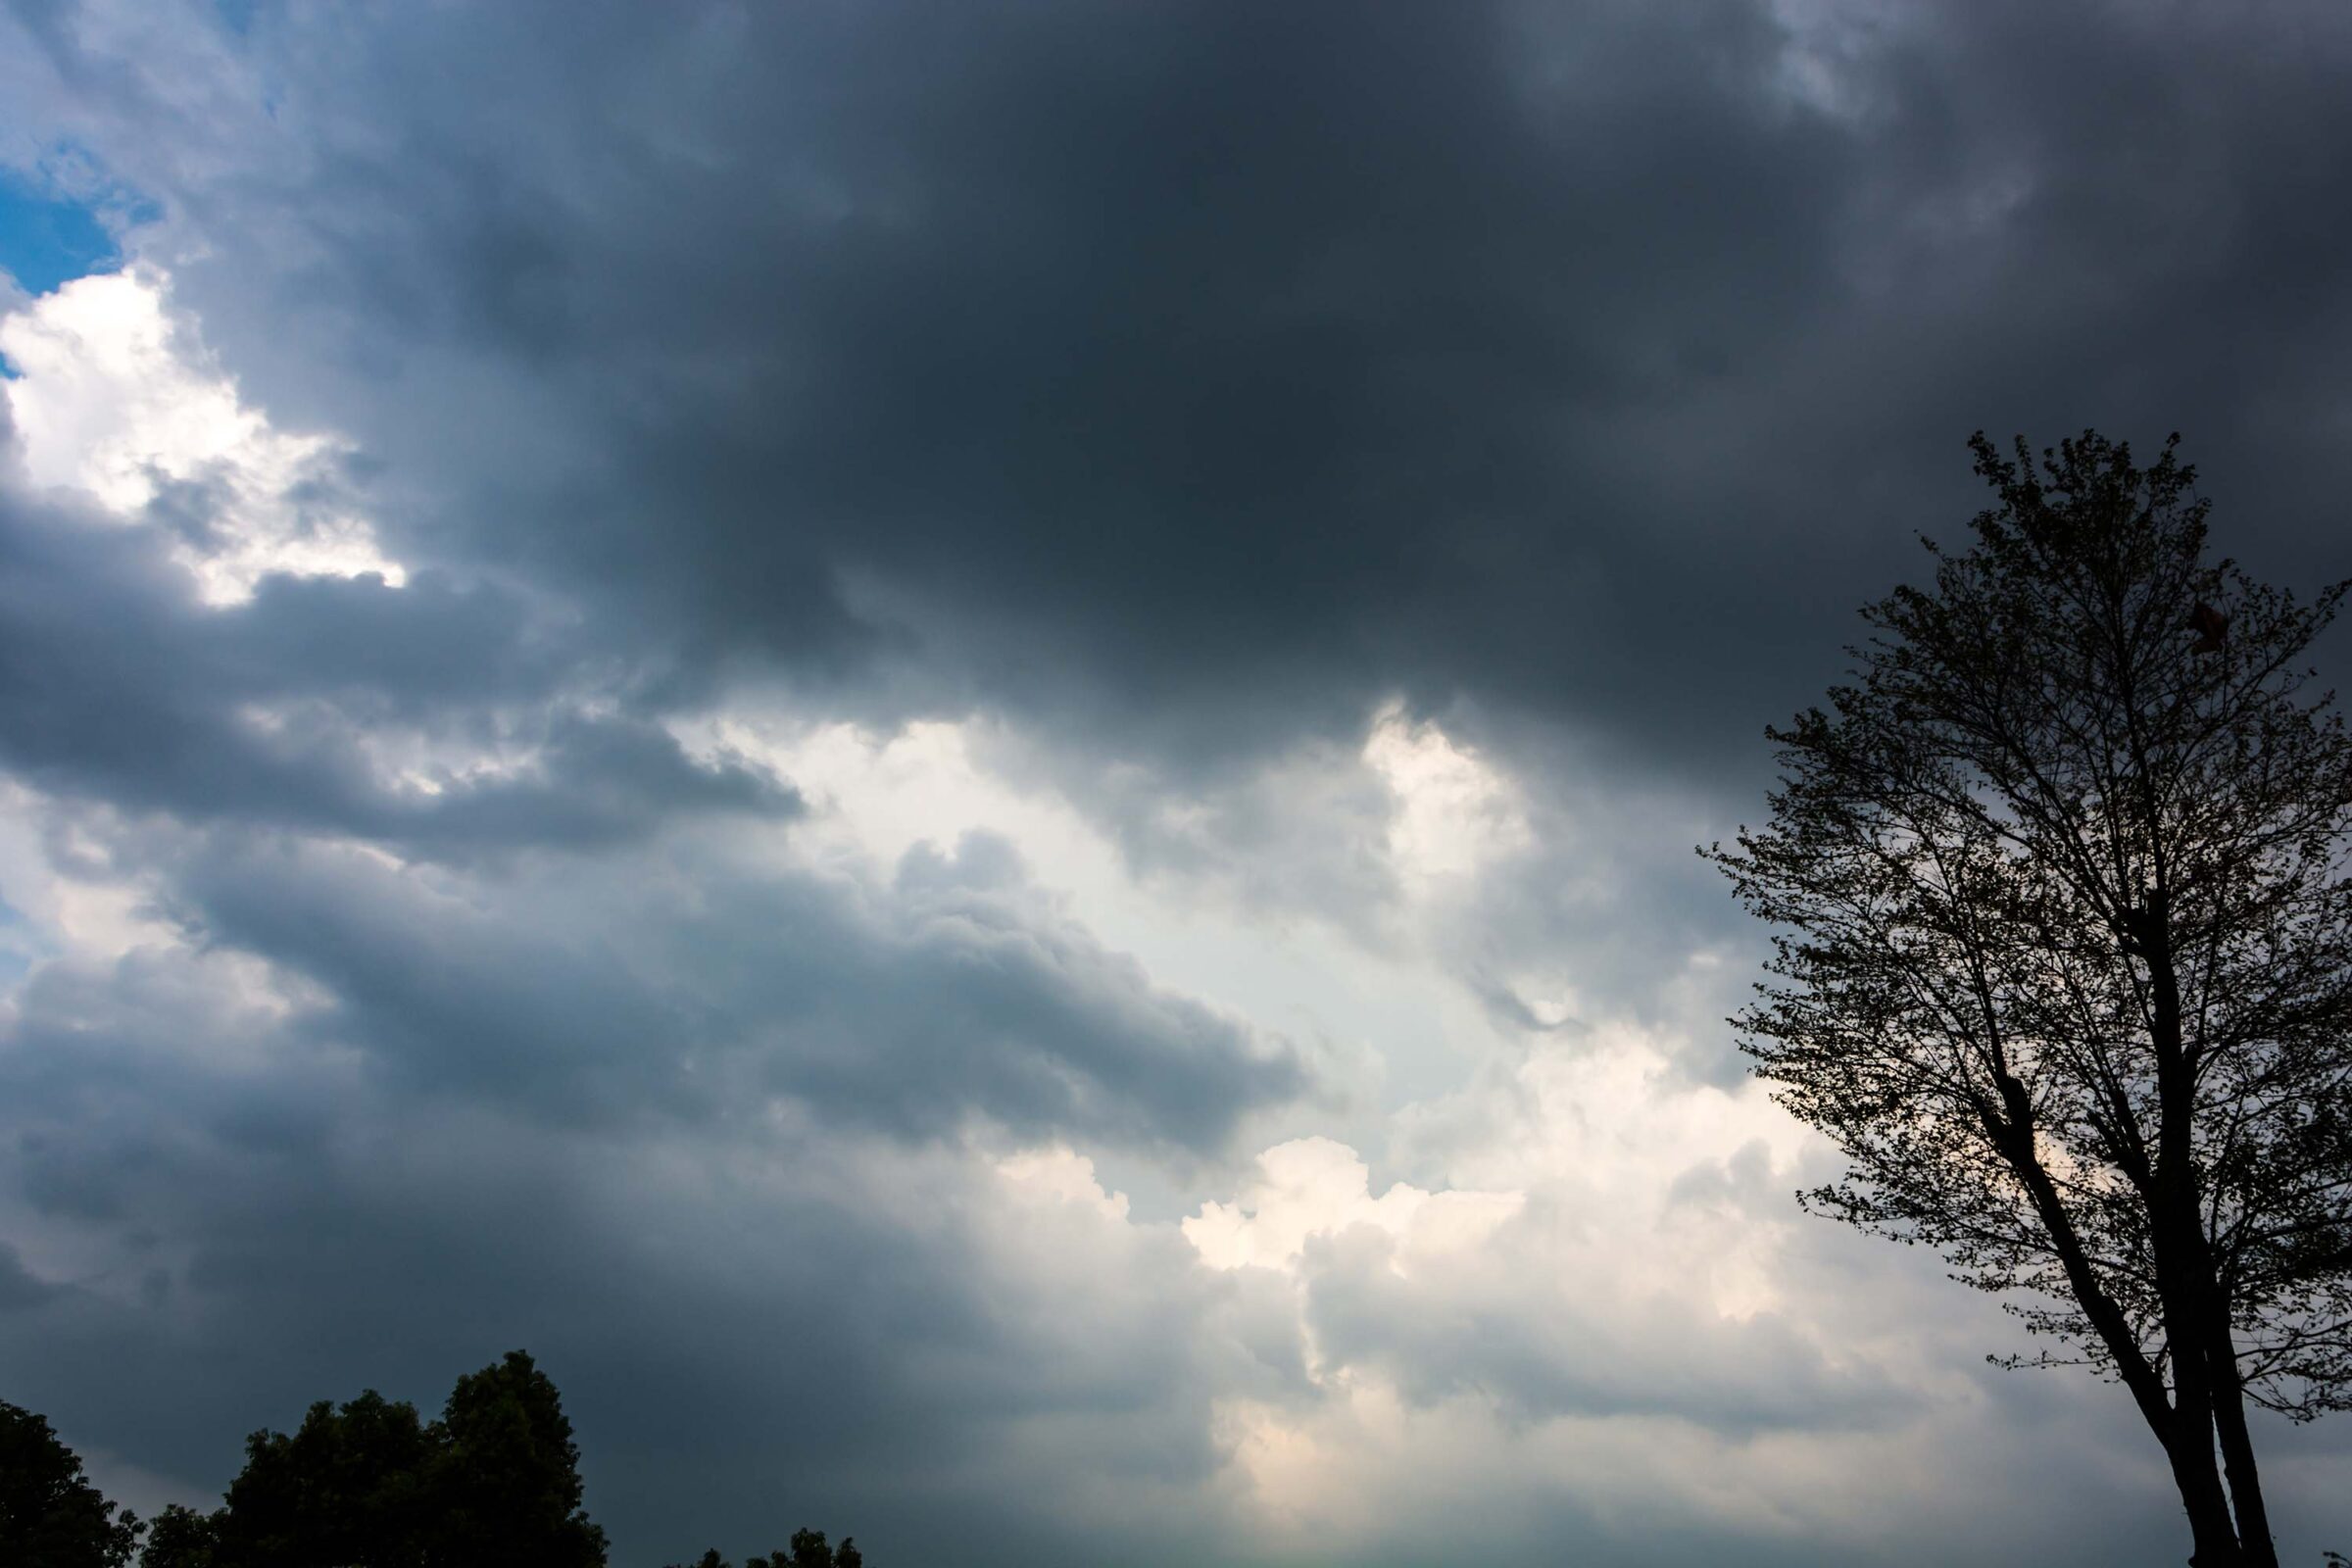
[3,2,2351,1563]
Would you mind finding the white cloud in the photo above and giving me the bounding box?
[1183,1136,1519,1275]
[1,267,404,602]
[996,1144,1134,1224]
[1362,701,1532,885]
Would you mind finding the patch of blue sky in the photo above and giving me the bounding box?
[0,153,159,378]
[0,154,159,297]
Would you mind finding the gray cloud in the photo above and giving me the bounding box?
[0,486,797,858]
[22,0,2347,790]
[145,825,1305,1148]
[7,0,2352,1563]
[0,1242,56,1311]
[1298,1214,1908,1437]
[0,904,1309,1564]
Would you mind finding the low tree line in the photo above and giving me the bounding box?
[1,1350,858,1568]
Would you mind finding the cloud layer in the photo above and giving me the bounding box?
[4,2,2352,1564]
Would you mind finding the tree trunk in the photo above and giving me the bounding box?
[2150,1199,2241,1566]
[2160,1408,2244,1567]
[1977,1072,2242,1565]
[2205,1318,2278,1568]
[2142,917,2249,1567]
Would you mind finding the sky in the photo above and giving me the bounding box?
[2,2,2350,1563]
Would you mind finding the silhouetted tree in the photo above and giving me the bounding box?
[215,1388,433,1567]
[133,1504,220,1568]
[23,1353,861,1568]
[427,1349,607,1568]
[665,1532,863,1568]
[1712,432,2352,1567]
[0,1400,141,1568]
[202,1350,604,1568]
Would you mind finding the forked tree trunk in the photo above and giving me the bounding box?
[2207,1320,2278,1568]
[2161,1410,2244,1567]
[2143,924,2272,1568]
[2151,1192,2242,1566]
[1978,1068,2248,1566]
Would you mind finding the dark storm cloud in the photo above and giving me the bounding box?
[0,1242,56,1311]
[0,483,797,857]
[0,411,1302,1148]
[0,928,1308,1566]
[28,0,2351,790]
[154,827,1303,1148]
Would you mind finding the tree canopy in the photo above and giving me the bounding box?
[201,1350,604,1568]
[1713,430,2352,1567]
[0,1399,142,1568]
[430,1349,609,1568]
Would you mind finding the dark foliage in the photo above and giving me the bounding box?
[12,1353,866,1568]
[214,1388,436,1567]
[172,1349,605,1568]
[0,1399,141,1568]
[430,1350,609,1568]
[662,1531,862,1568]
[132,1506,220,1568]
[5,1350,870,1568]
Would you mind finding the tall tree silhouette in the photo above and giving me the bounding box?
[1712,432,2352,1567]
[428,1350,606,1568]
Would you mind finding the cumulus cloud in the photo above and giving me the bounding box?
[2,268,402,600]
[0,270,799,858]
